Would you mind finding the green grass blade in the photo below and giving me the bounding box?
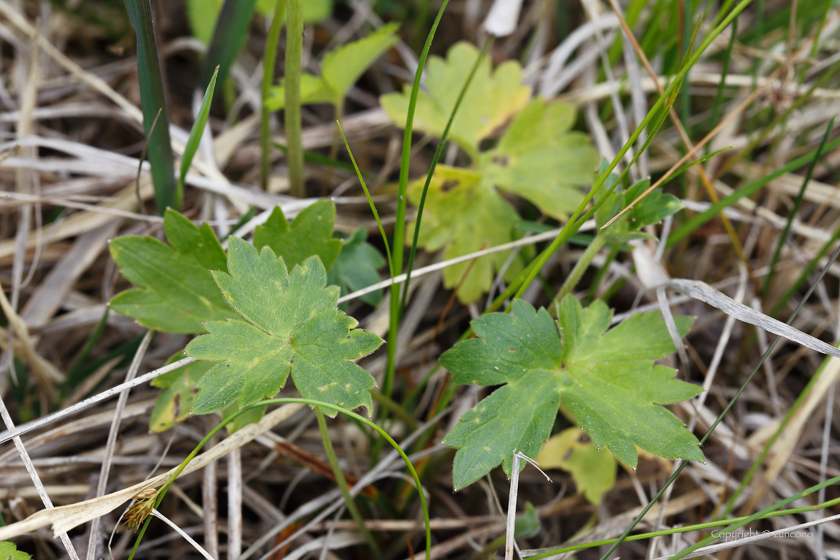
[597,231,840,560]
[337,123,393,277]
[261,0,288,191]
[708,14,737,135]
[400,36,493,316]
[527,496,840,558]
[509,0,752,302]
[198,0,258,88]
[671,474,840,559]
[285,0,305,197]
[383,0,450,405]
[124,0,178,213]
[762,116,834,296]
[667,134,840,247]
[178,66,219,194]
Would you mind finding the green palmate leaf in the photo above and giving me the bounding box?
[0,541,31,560]
[407,166,530,303]
[441,297,702,490]
[110,210,233,334]
[537,427,617,504]
[479,98,600,218]
[253,200,341,270]
[265,24,399,111]
[595,164,683,243]
[380,41,531,157]
[327,228,386,307]
[150,357,213,432]
[185,238,382,416]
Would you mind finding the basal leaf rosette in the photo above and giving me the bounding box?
[441,297,703,490]
[186,238,383,417]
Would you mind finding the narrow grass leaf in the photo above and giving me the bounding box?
[762,116,834,295]
[124,0,178,212]
[199,0,258,88]
[178,65,219,194]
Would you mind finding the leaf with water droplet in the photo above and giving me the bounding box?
[441,297,702,490]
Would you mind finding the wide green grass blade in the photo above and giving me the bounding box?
[199,0,259,88]
[178,66,219,194]
[124,0,178,213]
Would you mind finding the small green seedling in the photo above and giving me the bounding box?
[382,43,600,303]
[265,23,399,113]
[440,296,702,491]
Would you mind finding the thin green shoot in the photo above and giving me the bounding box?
[762,116,834,296]
[261,0,288,191]
[315,409,381,557]
[511,0,752,302]
[527,494,840,558]
[178,66,219,195]
[337,122,393,278]
[400,36,494,317]
[383,0,450,407]
[671,474,840,559]
[198,0,258,89]
[285,0,305,197]
[596,236,840,560]
[127,398,431,560]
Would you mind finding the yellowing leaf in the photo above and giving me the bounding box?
[149,358,212,432]
[109,210,233,334]
[480,98,600,218]
[441,297,702,490]
[381,42,531,156]
[253,200,342,270]
[407,166,530,303]
[266,24,398,110]
[537,428,617,504]
[186,238,383,416]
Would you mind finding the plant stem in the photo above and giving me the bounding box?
[315,409,381,558]
[261,0,287,191]
[284,0,305,197]
[381,0,449,420]
[551,235,607,309]
[127,398,431,560]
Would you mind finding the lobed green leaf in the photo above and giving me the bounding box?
[441,297,702,490]
[109,210,233,334]
[186,238,382,416]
